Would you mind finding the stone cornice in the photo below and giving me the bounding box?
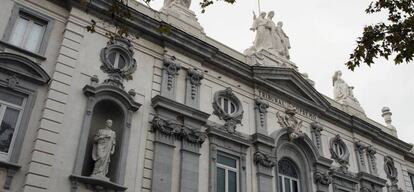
[65,0,412,157]
[206,124,251,148]
[357,172,387,188]
[151,95,210,124]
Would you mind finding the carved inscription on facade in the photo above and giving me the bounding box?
[258,90,317,120]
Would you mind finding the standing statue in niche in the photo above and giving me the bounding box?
[91,119,116,180]
[244,10,291,60]
[332,71,365,113]
[164,0,191,9]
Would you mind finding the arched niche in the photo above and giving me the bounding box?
[271,128,332,192]
[82,100,124,181]
[72,84,140,186]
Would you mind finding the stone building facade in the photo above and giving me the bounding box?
[0,0,413,192]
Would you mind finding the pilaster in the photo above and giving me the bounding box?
[23,14,84,192]
[180,139,202,192]
[252,134,275,192]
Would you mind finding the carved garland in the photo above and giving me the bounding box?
[212,87,244,134]
[151,116,206,144]
[253,151,276,168]
[329,134,350,173]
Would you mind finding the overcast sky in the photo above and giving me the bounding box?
[146,0,414,144]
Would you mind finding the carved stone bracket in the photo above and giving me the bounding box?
[366,145,378,175]
[212,88,244,134]
[152,116,206,145]
[276,104,304,142]
[161,55,181,98]
[254,97,269,135]
[354,141,367,172]
[0,161,20,190]
[187,68,203,99]
[311,122,323,153]
[185,68,203,108]
[254,151,276,168]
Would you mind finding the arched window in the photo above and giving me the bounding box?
[278,158,300,192]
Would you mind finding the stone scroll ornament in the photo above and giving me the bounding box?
[91,119,116,181]
[329,134,350,173]
[100,37,137,89]
[276,104,304,142]
[212,88,244,134]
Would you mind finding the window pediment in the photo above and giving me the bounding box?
[0,52,49,85]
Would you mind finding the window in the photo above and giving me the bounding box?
[410,174,414,191]
[219,97,237,115]
[212,88,244,133]
[107,51,127,69]
[278,159,300,192]
[333,142,345,157]
[0,90,25,160]
[216,154,239,192]
[9,12,47,53]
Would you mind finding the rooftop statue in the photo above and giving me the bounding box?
[164,0,191,9]
[332,71,365,113]
[276,21,290,59]
[244,11,291,60]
